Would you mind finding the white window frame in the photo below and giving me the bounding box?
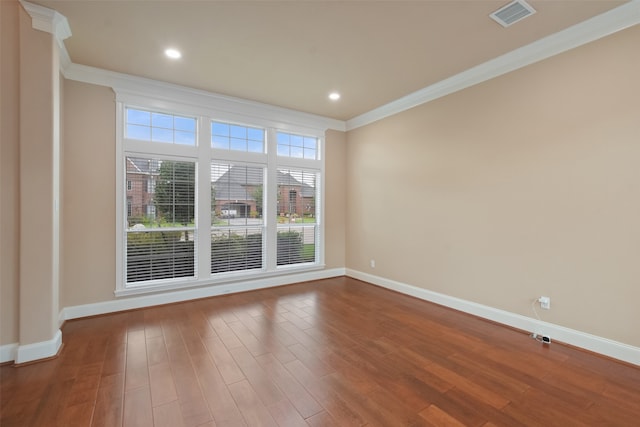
[115,91,325,297]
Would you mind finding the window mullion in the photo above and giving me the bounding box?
[197,116,211,280]
[266,128,279,271]
[116,102,125,290]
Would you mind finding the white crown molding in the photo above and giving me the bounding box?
[64,62,346,133]
[20,1,72,69]
[14,329,62,364]
[20,1,72,40]
[28,0,638,134]
[18,1,346,133]
[346,269,640,366]
[346,0,640,131]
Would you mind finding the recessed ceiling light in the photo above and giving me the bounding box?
[164,48,182,59]
[329,92,341,101]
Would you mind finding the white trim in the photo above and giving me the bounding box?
[64,63,346,133]
[61,268,345,321]
[15,329,62,364]
[34,0,638,133]
[20,1,72,41]
[20,0,72,70]
[21,0,344,134]
[117,97,326,294]
[346,269,640,366]
[0,343,18,364]
[346,0,640,130]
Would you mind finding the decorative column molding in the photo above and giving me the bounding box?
[15,0,64,364]
[20,1,72,69]
[20,0,71,40]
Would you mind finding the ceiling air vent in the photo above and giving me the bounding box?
[490,0,536,27]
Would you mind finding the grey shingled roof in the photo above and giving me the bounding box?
[213,167,314,201]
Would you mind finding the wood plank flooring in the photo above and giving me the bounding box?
[1,277,639,426]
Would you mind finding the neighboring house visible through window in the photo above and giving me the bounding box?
[116,100,324,295]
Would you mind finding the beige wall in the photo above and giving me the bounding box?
[18,3,61,345]
[0,0,20,346]
[346,25,640,347]
[10,2,636,355]
[61,80,117,307]
[61,81,347,307]
[324,129,347,269]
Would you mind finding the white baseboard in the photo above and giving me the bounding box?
[61,267,346,321]
[346,269,640,366]
[3,269,344,364]
[14,329,62,364]
[0,343,18,364]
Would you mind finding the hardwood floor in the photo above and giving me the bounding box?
[1,277,639,426]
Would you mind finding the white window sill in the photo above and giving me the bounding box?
[114,264,325,298]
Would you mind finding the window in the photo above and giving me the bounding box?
[212,121,264,153]
[211,163,264,274]
[117,100,324,295]
[277,132,318,159]
[277,168,317,266]
[126,108,196,145]
[126,157,195,284]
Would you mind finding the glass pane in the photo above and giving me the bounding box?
[277,168,317,228]
[127,108,196,146]
[175,131,195,145]
[303,137,317,150]
[211,163,264,226]
[248,140,263,153]
[126,124,151,141]
[290,135,304,147]
[167,159,195,224]
[152,113,173,129]
[230,137,246,151]
[277,226,315,265]
[276,132,318,159]
[211,227,263,273]
[127,109,150,126]
[127,230,195,283]
[211,122,265,153]
[126,157,160,227]
[304,148,316,159]
[230,125,247,139]
[174,116,196,132]
[277,133,289,145]
[152,127,173,143]
[290,146,304,158]
[212,135,230,150]
[247,127,263,142]
[212,122,229,136]
[127,157,196,227]
[277,144,289,156]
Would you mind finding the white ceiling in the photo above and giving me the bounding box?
[34,0,628,121]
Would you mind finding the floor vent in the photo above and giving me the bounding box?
[490,0,537,27]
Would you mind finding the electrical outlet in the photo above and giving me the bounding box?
[538,296,551,310]
[370,259,376,268]
[531,332,551,344]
